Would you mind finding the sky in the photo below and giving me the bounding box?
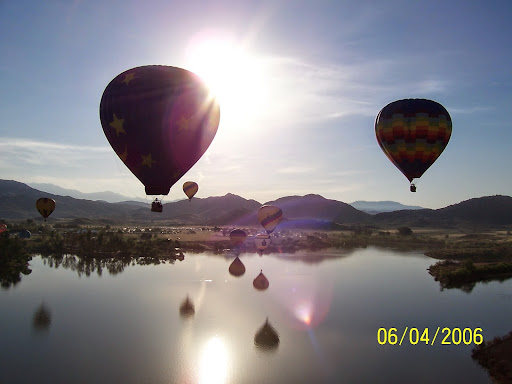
[1,0,511,209]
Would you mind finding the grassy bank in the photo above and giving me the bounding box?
[472,330,512,384]
[428,260,512,291]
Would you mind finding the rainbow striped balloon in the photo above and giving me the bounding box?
[375,99,452,187]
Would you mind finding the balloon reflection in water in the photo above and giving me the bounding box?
[179,295,195,319]
[254,318,280,351]
[199,336,229,384]
[33,302,52,331]
[228,256,245,277]
[253,270,269,291]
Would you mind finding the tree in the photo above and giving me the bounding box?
[397,226,413,236]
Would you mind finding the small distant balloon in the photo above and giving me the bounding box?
[18,230,31,239]
[257,205,282,234]
[183,181,199,200]
[253,270,269,291]
[36,198,56,221]
[229,256,246,277]
[0,224,7,233]
[254,233,270,254]
[375,98,452,191]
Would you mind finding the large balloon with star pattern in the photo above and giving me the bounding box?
[100,66,220,196]
[375,98,451,190]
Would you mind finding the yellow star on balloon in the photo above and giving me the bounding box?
[110,114,126,136]
[172,170,181,180]
[177,115,190,132]
[141,153,156,168]
[121,72,136,85]
[119,145,128,162]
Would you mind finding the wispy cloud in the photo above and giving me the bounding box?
[448,105,495,114]
[0,138,111,167]
[275,166,316,174]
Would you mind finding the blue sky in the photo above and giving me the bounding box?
[1,0,511,208]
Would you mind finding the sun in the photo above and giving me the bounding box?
[184,36,268,129]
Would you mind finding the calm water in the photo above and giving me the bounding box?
[1,247,510,384]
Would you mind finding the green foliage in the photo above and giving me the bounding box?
[0,232,31,288]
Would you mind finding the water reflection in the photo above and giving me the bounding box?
[0,263,31,289]
[228,256,245,277]
[32,302,52,331]
[179,295,195,319]
[41,254,181,277]
[199,336,229,384]
[254,318,280,352]
[253,270,269,291]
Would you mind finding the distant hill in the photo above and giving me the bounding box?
[0,180,261,225]
[0,180,145,222]
[2,180,512,229]
[374,195,512,229]
[263,194,372,229]
[350,200,424,214]
[156,193,261,225]
[28,182,146,203]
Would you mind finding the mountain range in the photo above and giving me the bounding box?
[2,179,512,229]
[27,183,147,203]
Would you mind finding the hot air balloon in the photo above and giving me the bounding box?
[375,98,452,192]
[229,256,246,277]
[254,318,280,351]
[18,230,31,239]
[183,181,198,201]
[0,224,7,234]
[253,270,269,291]
[254,233,270,255]
[100,65,220,211]
[229,229,247,248]
[257,205,283,234]
[36,198,56,221]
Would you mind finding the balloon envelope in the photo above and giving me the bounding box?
[18,230,31,239]
[229,229,247,247]
[375,98,451,184]
[36,198,56,219]
[183,181,198,200]
[257,205,283,234]
[0,224,7,233]
[100,66,220,195]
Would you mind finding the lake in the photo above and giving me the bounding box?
[1,247,510,383]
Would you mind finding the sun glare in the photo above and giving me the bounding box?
[198,336,229,384]
[185,37,268,129]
